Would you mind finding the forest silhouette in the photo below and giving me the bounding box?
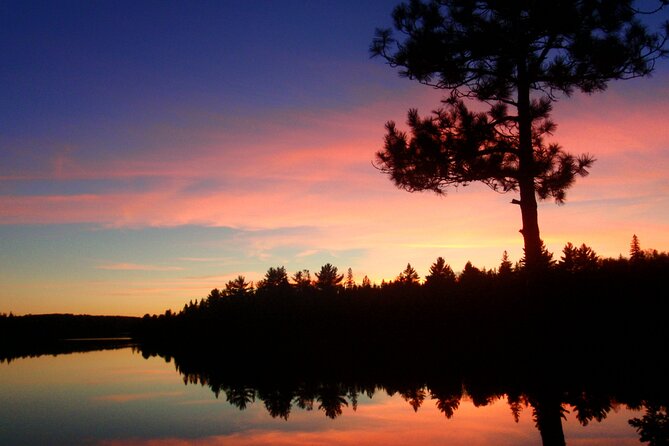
[136,236,668,360]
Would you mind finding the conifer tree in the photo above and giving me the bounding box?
[256,266,290,291]
[575,243,599,272]
[372,1,668,272]
[425,256,457,287]
[224,275,253,297]
[205,288,223,307]
[292,269,313,293]
[498,251,514,276]
[345,267,355,290]
[560,242,599,272]
[315,263,344,291]
[397,263,420,284]
[630,234,644,262]
[559,242,578,272]
[458,261,485,287]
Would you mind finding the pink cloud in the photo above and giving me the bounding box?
[2,82,668,286]
[551,86,669,157]
[96,263,185,271]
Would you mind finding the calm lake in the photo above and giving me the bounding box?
[0,344,655,446]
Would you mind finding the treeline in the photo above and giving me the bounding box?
[137,236,669,362]
[0,313,142,363]
[0,313,141,349]
[150,235,666,313]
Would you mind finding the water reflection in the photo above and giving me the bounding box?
[0,337,135,364]
[137,344,668,446]
[1,343,666,446]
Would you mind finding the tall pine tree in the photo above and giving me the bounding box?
[372,1,667,272]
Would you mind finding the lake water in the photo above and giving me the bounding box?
[0,345,655,446]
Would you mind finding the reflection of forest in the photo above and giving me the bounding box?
[138,343,668,446]
[0,338,135,364]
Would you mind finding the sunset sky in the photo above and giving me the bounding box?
[2,1,668,316]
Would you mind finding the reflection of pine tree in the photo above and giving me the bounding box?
[400,386,427,412]
[435,395,461,419]
[294,385,317,411]
[260,388,294,420]
[430,386,462,419]
[629,404,669,446]
[224,386,256,410]
[569,392,612,426]
[347,389,359,411]
[531,394,568,446]
[508,394,528,423]
[317,385,349,419]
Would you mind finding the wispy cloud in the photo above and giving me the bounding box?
[177,257,230,262]
[296,249,319,258]
[96,263,184,271]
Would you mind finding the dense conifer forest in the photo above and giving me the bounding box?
[136,236,669,366]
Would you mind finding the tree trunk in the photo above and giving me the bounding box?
[516,56,543,273]
[533,395,567,446]
[519,175,542,271]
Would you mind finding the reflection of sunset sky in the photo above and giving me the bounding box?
[80,375,649,446]
[0,348,642,446]
[1,2,668,315]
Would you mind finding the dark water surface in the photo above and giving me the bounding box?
[1,345,664,446]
